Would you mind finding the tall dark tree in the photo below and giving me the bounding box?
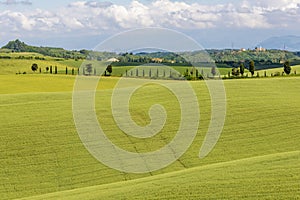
[106,65,113,74]
[249,60,255,76]
[232,68,240,76]
[283,61,291,75]
[31,63,38,72]
[86,63,93,75]
[239,63,245,76]
[211,66,216,76]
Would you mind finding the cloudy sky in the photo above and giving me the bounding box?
[0,0,300,49]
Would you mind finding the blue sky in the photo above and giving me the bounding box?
[0,0,300,50]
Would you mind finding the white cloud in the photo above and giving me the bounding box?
[4,11,35,30]
[0,0,32,5]
[1,0,300,36]
[253,0,300,11]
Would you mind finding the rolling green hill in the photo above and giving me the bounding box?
[21,151,300,200]
[1,75,300,199]
[257,65,300,76]
[1,39,86,60]
[0,58,81,75]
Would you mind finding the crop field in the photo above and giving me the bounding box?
[0,59,79,75]
[257,65,300,76]
[111,66,232,77]
[0,55,232,77]
[0,72,299,199]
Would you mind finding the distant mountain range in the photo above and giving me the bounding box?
[258,35,300,51]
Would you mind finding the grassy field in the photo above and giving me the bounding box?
[257,65,300,76]
[22,151,300,200]
[0,74,300,199]
[111,66,232,77]
[0,59,77,75]
[0,56,232,77]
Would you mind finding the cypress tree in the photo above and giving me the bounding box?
[249,60,255,76]
[283,61,291,75]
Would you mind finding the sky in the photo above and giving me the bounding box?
[0,0,300,50]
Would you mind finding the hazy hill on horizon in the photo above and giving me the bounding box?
[258,35,300,51]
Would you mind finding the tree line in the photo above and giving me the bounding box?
[230,60,293,78]
[30,63,113,76]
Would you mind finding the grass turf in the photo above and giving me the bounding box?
[0,75,299,199]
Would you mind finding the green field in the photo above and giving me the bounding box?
[0,72,299,199]
[0,59,80,75]
[0,55,233,77]
[22,151,300,200]
[257,65,300,76]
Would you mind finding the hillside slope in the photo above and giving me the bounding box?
[20,151,300,200]
[1,76,300,199]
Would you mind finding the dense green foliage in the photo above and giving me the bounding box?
[283,61,291,75]
[249,60,255,76]
[106,64,113,74]
[208,49,300,65]
[239,63,245,76]
[31,63,38,72]
[2,39,86,60]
